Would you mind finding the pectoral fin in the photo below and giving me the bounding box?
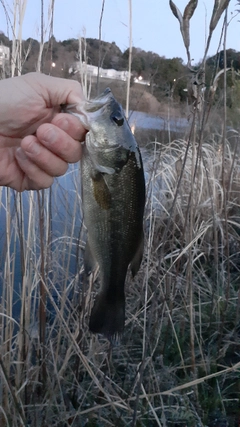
[92,172,111,210]
[130,232,144,277]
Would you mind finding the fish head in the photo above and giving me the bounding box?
[65,88,142,173]
[85,88,136,150]
[65,88,137,151]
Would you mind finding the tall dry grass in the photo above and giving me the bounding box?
[1,1,240,426]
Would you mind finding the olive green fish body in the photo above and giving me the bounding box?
[66,88,145,337]
[82,146,145,336]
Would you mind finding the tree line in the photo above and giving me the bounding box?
[1,31,239,106]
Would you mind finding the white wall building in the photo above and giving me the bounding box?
[70,62,131,82]
[0,45,10,67]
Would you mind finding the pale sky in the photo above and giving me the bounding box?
[1,0,239,64]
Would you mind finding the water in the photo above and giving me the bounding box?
[0,165,84,318]
[128,110,188,132]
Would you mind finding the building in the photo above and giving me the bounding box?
[70,62,131,82]
[0,44,10,67]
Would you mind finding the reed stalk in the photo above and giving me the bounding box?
[125,0,132,120]
[96,0,105,95]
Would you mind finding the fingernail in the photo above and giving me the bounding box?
[16,148,27,160]
[42,127,57,144]
[25,140,41,155]
[59,118,69,131]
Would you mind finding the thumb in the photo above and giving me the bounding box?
[24,72,85,107]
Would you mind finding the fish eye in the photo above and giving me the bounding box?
[112,116,124,127]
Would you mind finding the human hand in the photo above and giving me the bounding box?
[0,72,86,191]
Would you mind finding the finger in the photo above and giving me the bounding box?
[24,73,85,106]
[20,135,69,176]
[36,123,82,163]
[15,147,54,190]
[0,134,22,148]
[51,113,86,141]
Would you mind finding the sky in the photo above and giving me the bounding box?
[1,0,240,64]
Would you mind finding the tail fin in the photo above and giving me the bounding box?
[89,293,125,338]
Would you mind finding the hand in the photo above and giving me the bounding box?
[0,72,86,191]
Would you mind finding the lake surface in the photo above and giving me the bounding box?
[128,110,188,132]
[0,166,84,318]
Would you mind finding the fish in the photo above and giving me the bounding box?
[65,88,145,338]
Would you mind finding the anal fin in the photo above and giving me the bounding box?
[84,239,97,276]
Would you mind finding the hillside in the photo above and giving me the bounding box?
[1,32,240,116]
[0,33,189,103]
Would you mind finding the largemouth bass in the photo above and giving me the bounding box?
[66,88,145,338]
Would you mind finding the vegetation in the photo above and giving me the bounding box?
[1,0,240,426]
[1,30,240,108]
[1,133,240,427]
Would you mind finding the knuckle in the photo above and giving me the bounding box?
[29,176,53,190]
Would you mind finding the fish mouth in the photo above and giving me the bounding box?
[63,88,114,128]
[93,87,112,101]
[69,88,116,129]
[84,88,113,113]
